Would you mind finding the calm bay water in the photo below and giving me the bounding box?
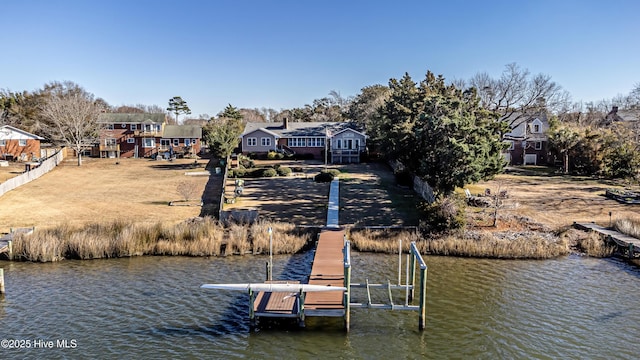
[1,252,639,359]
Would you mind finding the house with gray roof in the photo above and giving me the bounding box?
[240,118,366,163]
[97,113,202,158]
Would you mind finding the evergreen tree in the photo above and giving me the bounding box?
[374,71,507,197]
[167,96,191,123]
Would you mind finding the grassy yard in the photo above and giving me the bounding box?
[467,168,640,230]
[223,161,419,227]
[0,157,218,233]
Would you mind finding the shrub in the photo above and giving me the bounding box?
[229,169,246,178]
[239,157,255,169]
[260,168,277,177]
[418,196,466,233]
[323,168,341,177]
[314,171,334,182]
[267,151,278,160]
[277,166,292,176]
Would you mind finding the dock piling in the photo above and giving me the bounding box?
[0,268,5,294]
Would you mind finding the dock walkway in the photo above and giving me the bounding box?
[574,222,640,256]
[305,228,346,317]
[252,178,346,322]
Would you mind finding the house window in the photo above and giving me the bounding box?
[535,141,542,150]
[105,138,116,146]
[185,139,191,146]
[160,139,171,147]
[247,137,257,146]
[173,139,179,146]
[336,139,342,149]
[143,138,155,148]
[0,140,5,146]
[106,124,114,130]
[131,124,137,130]
[192,139,197,144]
[261,137,271,146]
[19,139,27,146]
[533,124,541,133]
[127,138,135,144]
[287,138,307,147]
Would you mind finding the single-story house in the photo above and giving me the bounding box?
[0,125,45,161]
[502,113,550,166]
[97,113,202,158]
[160,125,202,158]
[240,118,367,163]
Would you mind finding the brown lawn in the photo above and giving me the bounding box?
[3,155,637,235]
[223,161,419,226]
[468,168,640,230]
[0,157,219,233]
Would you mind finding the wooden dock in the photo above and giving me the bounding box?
[253,281,300,318]
[305,228,346,317]
[574,222,640,257]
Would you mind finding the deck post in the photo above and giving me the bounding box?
[7,240,12,261]
[298,290,306,327]
[249,289,256,329]
[0,268,5,294]
[265,261,270,282]
[418,265,427,330]
[344,241,351,332]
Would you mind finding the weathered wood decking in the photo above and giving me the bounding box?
[574,222,640,256]
[305,229,346,317]
[253,281,300,318]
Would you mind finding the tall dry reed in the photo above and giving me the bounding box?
[349,228,568,259]
[348,229,420,253]
[614,218,640,239]
[10,217,313,262]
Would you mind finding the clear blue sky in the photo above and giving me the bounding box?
[2,0,639,117]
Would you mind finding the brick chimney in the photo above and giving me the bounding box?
[283,117,289,129]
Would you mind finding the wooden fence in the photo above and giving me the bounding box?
[0,150,64,197]
[388,160,435,203]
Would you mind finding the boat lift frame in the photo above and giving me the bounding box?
[343,240,428,331]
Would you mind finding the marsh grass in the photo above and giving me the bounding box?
[614,218,640,239]
[419,232,569,259]
[12,218,314,262]
[348,228,568,259]
[348,229,420,253]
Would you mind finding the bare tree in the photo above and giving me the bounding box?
[40,89,105,166]
[471,63,571,130]
[176,180,199,201]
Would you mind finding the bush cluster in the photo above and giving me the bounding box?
[267,151,285,160]
[229,166,288,178]
[277,166,292,176]
[418,196,466,233]
[314,169,340,182]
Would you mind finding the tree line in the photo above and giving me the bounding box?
[2,64,639,181]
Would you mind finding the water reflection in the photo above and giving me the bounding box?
[1,253,639,359]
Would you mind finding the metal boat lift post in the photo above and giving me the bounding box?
[342,240,428,331]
